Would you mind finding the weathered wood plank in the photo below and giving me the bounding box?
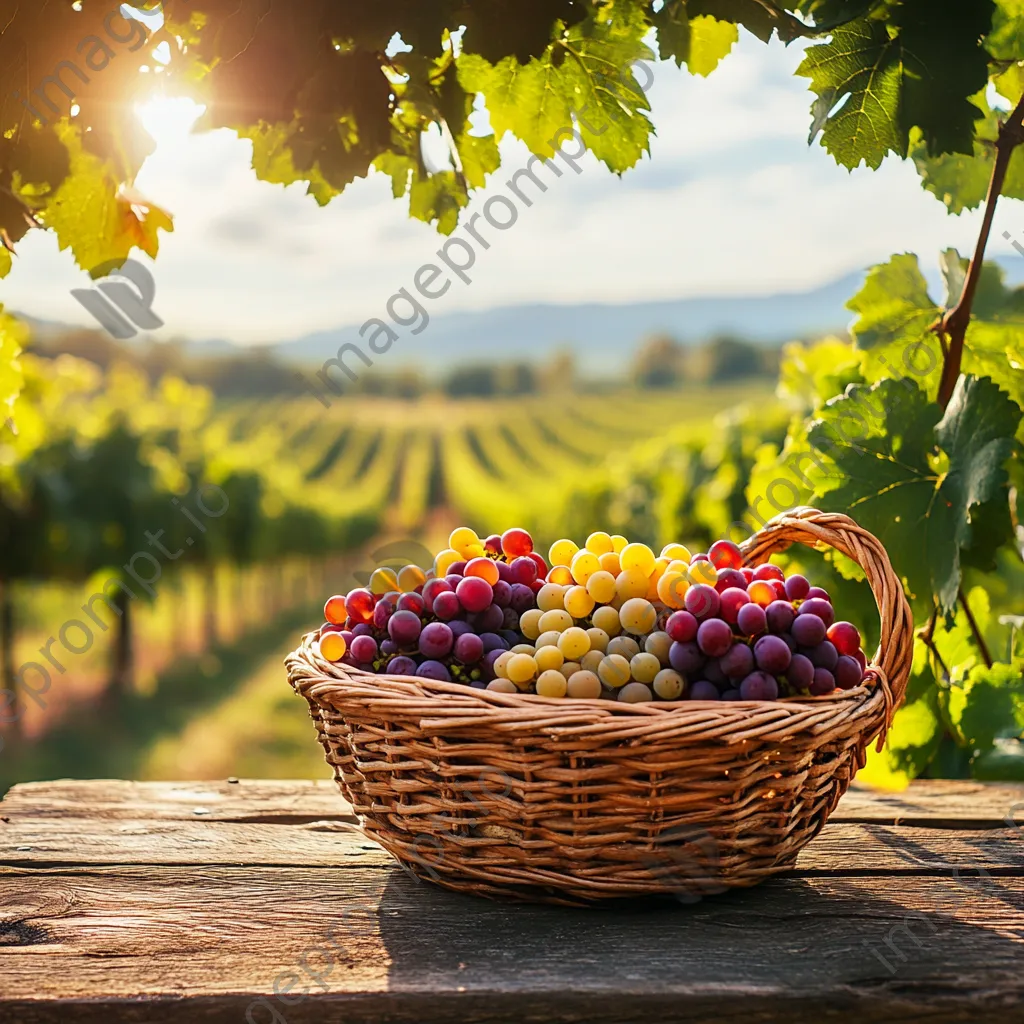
[836,780,1024,828]
[1,865,1022,1023]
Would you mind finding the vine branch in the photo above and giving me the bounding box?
[958,586,993,669]
[935,91,1024,410]
[918,608,950,683]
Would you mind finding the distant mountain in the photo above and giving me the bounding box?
[259,271,867,373]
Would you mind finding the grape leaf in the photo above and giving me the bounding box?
[947,660,1024,752]
[0,309,26,422]
[809,375,1021,615]
[652,2,738,76]
[846,253,939,349]
[462,0,586,64]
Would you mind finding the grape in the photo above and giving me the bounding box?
[771,580,787,600]
[419,622,454,659]
[684,584,720,620]
[739,671,779,700]
[746,580,775,608]
[619,682,654,703]
[502,528,534,558]
[834,655,863,689]
[396,592,425,616]
[509,556,538,585]
[721,689,742,701]
[369,567,399,594]
[319,632,347,661]
[536,670,568,697]
[827,621,861,656]
[484,533,503,556]
[697,618,733,657]
[509,583,535,614]
[686,560,718,587]
[388,610,422,645]
[736,602,767,637]
[587,627,610,652]
[487,679,517,693]
[535,645,564,672]
[481,649,504,679]
[666,610,699,643]
[669,640,705,675]
[462,557,497,586]
[586,570,617,603]
[324,595,348,626]
[444,573,464,589]
[644,630,672,665]
[507,653,538,685]
[535,630,561,650]
[720,642,754,680]
[559,627,592,660]
[580,650,605,674]
[480,632,508,653]
[502,607,520,630]
[792,612,827,647]
[652,668,685,700]
[784,574,810,600]
[715,568,747,593]
[620,543,656,576]
[380,638,398,656]
[432,591,460,621]
[449,526,480,555]
[708,539,744,570]
[456,576,493,613]
[657,570,688,609]
[620,598,657,635]
[536,583,566,612]
[807,640,838,670]
[592,605,622,637]
[416,660,451,682]
[753,563,784,582]
[351,623,374,637]
[754,635,791,674]
[787,653,814,690]
[854,649,868,672]
[691,553,709,563]
[344,588,375,624]
[806,586,831,602]
[422,578,452,610]
[719,587,750,625]
[387,655,418,677]
[585,531,614,555]
[702,659,726,685]
[630,652,661,683]
[567,670,603,698]
[448,560,467,576]
[319,621,343,636]
[339,629,355,646]
[549,538,579,567]
[560,661,581,680]
[472,603,505,633]
[528,579,545,594]
[801,597,835,627]
[598,653,631,688]
[528,552,549,579]
[606,636,640,660]
[766,600,796,634]
[564,585,595,619]
[781,633,797,653]
[372,600,394,630]
[350,635,378,663]
[688,680,720,701]
[809,667,835,695]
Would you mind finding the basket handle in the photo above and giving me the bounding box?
[738,507,914,735]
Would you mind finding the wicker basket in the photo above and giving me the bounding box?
[286,508,913,904]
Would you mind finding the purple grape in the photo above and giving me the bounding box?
[500,629,520,646]
[396,592,426,616]
[766,600,796,634]
[669,640,705,676]
[482,649,505,680]
[684,584,720,620]
[835,655,863,690]
[721,688,742,701]
[352,623,374,637]
[720,642,755,680]
[753,634,791,674]
[702,659,726,685]
[419,622,454,658]
[432,591,460,621]
[480,632,508,652]
[491,580,512,608]
[350,635,378,663]
[697,618,733,657]
[792,613,827,647]
[387,655,418,677]
[502,607,520,630]
[781,633,797,652]
[449,619,473,638]
[736,602,767,637]
[784,574,810,600]
[787,653,814,690]
[454,632,485,664]
[806,586,831,603]
[509,583,535,614]
[388,610,422,646]
[373,601,393,630]
[472,603,504,633]
[422,578,451,611]
[689,680,720,701]
[416,660,451,682]
[339,629,355,646]
[810,667,835,695]
[444,572,463,588]
[739,671,779,700]
[807,640,838,670]
[509,556,538,585]
[448,560,467,576]
[496,560,514,583]
[800,597,835,627]
[380,638,398,657]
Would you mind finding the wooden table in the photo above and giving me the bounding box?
[1,778,1023,1022]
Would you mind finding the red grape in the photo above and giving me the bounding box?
[697,618,733,657]
[720,642,754,679]
[809,668,835,695]
[740,670,779,700]
[741,567,755,583]
[752,563,784,582]
[827,621,861,656]
[527,551,548,579]
[806,586,831,602]
[834,655,863,689]
[496,560,514,583]
[422,578,452,610]
[432,591,460,620]
[491,580,512,607]
[792,613,827,646]
[448,560,467,576]
[715,568,747,593]
[736,602,767,636]
[472,603,505,633]
[501,528,534,558]
[690,553,710,563]
[484,534,503,556]
[787,653,814,690]
[416,660,451,682]
[419,622,454,658]
[396,592,425,616]
[509,583,535,614]
[666,610,699,642]
[854,649,867,672]
[324,595,348,625]
[800,597,835,627]
[747,580,775,608]
[688,680,720,701]
[709,540,743,570]
[684,584,720,620]
[454,632,485,664]
[344,588,374,624]
[719,587,750,625]
[372,600,393,630]
[669,640,705,675]
[784,574,810,600]
[703,659,726,684]
[319,621,343,636]
[754,634,791,674]
[770,580,787,600]
[765,600,796,634]
[388,610,422,645]
[457,575,493,613]
[351,635,378,664]
[466,557,500,586]
[509,556,538,585]
[444,573,464,589]
[388,655,418,677]
[351,623,373,637]
[528,579,545,594]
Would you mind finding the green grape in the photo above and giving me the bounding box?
[558,626,591,660]
[535,630,562,650]
[607,636,640,660]
[645,630,672,665]
[507,653,538,684]
[619,682,654,703]
[535,646,564,672]
[537,584,566,612]
[630,652,661,684]
[539,609,573,633]
[487,679,517,693]
[536,670,568,697]
[510,643,536,656]
[567,670,602,698]
[581,650,604,674]
[598,653,631,689]
[653,669,684,700]
[564,585,595,619]
[520,609,543,640]
[560,660,582,680]
[591,605,621,637]
[619,598,657,635]
[586,627,610,653]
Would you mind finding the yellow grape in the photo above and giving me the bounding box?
[433,548,462,576]
[581,650,605,673]
[619,682,654,703]
[536,670,568,697]
[616,567,649,601]
[539,609,573,633]
[630,652,661,684]
[586,627,610,653]
[607,635,640,660]
[620,542,656,576]
[645,630,672,665]
[567,670,603,698]
[548,538,579,567]
[558,626,591,660]
[598,551,621,576]
[570,550,601,585]
[661,543,692,562]
[369,567,399,594]
[320,632,347,661]
[397,564,426,592]
[507,653,538,684]
[560,660,582,680]
[657,570,688,609]
[591,605,621,636]
[564,585,595,619]
[610,534,629,554]
[493,651,513,678]
[535,630,562,649]
[653,669,684,700]
[585,531,614,556]
[548,565,574,586]
[536,583,566,612]
[519,609,543,640]
[620,598,657,635]
[598,653,631,689]
[687,561,718,586]
[487,678,517,693]
[585,570,617,604]
[510,643,536,655]
[667,559,689,573]
[448,527,480,557]
[535,646,565,672]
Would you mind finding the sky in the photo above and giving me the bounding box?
[4,29,1024,346]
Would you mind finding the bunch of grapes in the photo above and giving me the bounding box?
[314,528,870,703]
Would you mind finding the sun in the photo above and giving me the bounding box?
[135,97,206,149]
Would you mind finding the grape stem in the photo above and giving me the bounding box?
[935,90,1024,410]
[918,608,950,684]
[958,586,993,669]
